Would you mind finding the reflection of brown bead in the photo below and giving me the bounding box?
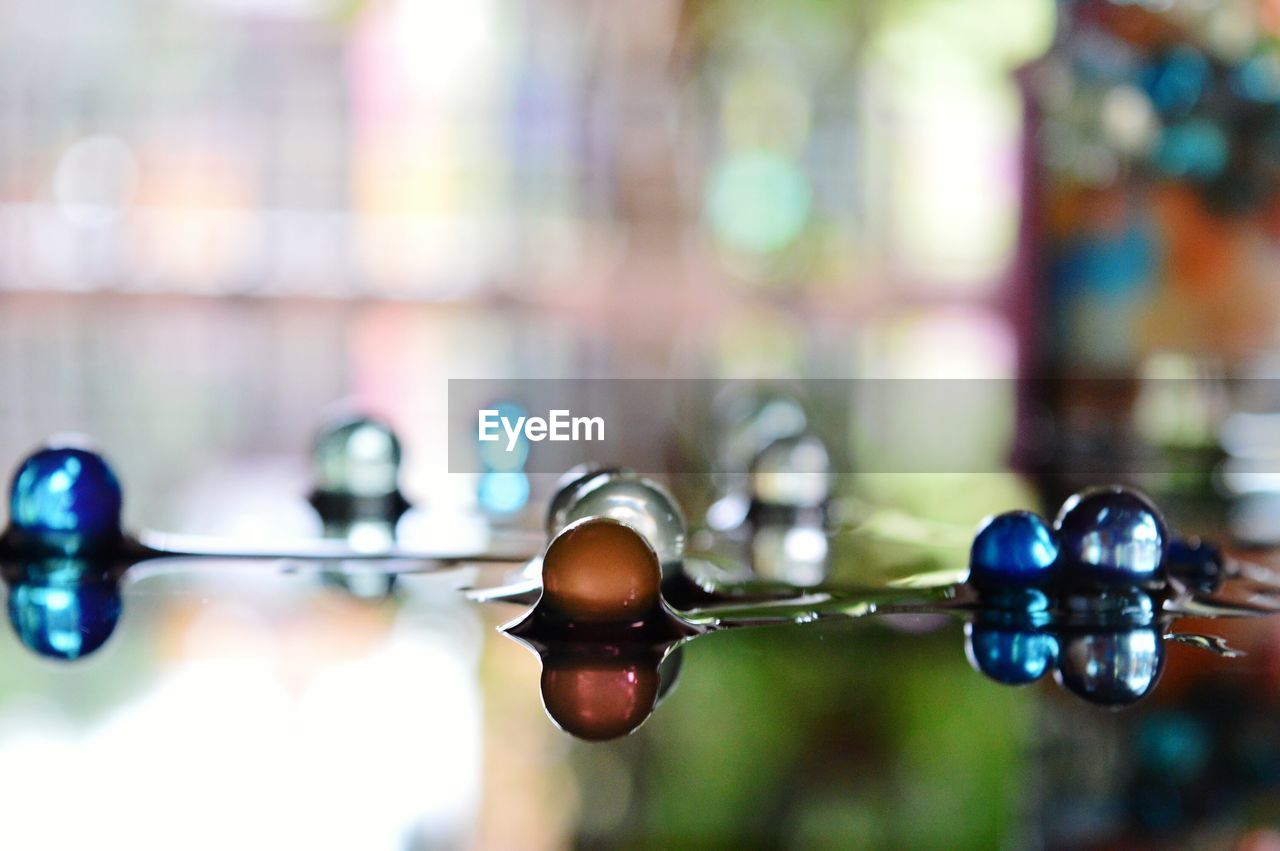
[541,659,660,741]
[541,518,661,623]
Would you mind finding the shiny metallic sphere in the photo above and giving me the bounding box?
[311,415,402,499]
[1055,486,1167,586]
[749,434,832,508]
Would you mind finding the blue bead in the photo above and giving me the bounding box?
[1165,536,1223,592]
[6,563,121,661]
[1054,487,1167,586]
[968,511,1059,588]
[1054,625,1165,706]
[8,446,123,557]
[965,624,1058,686]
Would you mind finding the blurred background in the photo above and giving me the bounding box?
[7,0,1280,848]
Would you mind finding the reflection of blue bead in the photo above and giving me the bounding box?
[1055,487,1167,586]
[965,624,1058,686]
[9,447,123,556]
[968,511,1059,588]
[1054,626,1164,706]
[7,566,121,661]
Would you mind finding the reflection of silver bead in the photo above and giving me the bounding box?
[312,416,402,498]
[554,470,686,568]
[750,525,829,587]
[750,434,832,508]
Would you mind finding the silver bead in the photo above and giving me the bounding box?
[749,434,832,508]
[311,415,402,498]
[750,524,829,586]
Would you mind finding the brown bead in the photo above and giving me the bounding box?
[540,658,660,741]
[541,518,661,623]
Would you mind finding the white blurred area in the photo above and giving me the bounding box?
[0,578,489,851]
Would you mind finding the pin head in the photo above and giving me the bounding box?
[8,445,123,557]
[541,518,662,624]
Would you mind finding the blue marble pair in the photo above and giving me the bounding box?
[968,486,1193,590]
[962,487,1207,705]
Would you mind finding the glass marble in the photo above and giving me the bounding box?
[7,563,121,661]
[1054,626,1165,707]
[967,511,1059,588]
[964,624,1058,686]
[311,415,402,498]
[8,445,123,557]
[556,471,686,569]
[1054,487,1167,586]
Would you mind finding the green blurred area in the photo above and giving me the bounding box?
[577,619,1034,849]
